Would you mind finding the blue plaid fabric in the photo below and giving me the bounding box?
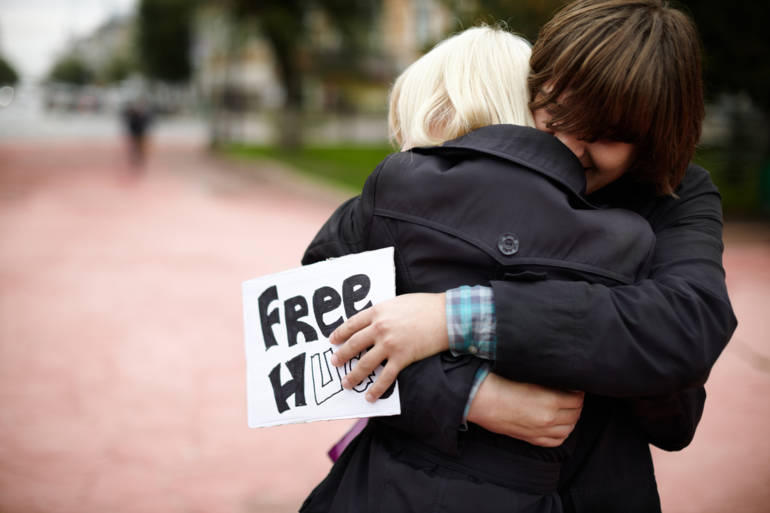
[445,285,497,425]
[462,363,491,425]
[446,285,497,359]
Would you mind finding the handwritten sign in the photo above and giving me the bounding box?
[242,247,400,428]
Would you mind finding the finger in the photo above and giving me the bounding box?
[331,326,377,366]
[364,361,402,402]
[526,424,576,447]
[553,407,582,426]
[330,307,375,345]
[531,406,581,429]
[341,347,386,390]
[555,390,585,409]
[543,422,577,440]
[530,436,568,448]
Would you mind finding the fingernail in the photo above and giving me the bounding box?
[341,378,350,389]
[366,393,375,402]
[330,355,339,366]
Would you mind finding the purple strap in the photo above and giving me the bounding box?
[328,418,368,462]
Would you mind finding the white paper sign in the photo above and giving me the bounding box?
[242,247,400,428]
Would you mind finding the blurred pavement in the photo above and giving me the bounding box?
[0,119,768,512]
[0,128,354,513]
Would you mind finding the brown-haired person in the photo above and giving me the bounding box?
[314,1,736,512]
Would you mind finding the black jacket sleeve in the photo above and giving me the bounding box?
[629,387,706,451]
[491,165,737,397]
[302,153,393,264]
[485,166,733,451]
[301,162,478,455]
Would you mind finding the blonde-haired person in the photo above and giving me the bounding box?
[314,1,736,512]
[387,25,534,150]
[300,22,666,513]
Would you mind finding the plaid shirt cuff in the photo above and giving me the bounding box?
[461,363,491,428]
[446,285,497,360]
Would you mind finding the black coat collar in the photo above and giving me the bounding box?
[413,124,594,207]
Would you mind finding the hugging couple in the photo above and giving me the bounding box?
[298,1,737,512]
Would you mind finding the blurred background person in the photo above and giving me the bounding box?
[122,98,152,169]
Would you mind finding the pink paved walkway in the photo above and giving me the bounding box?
[0,140,768,513]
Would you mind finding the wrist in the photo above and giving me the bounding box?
[467,372,495,425]
[437,292,450,352]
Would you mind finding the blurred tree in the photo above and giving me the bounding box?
[223,0,377,148]
[0,56,19,85]
[686,1,769,120]
[137,0,199,83]
[47,55,94,86]
[686,0,770,187]
[101,53,137,84]
[441,0,563,42]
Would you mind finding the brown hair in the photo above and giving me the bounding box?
[529,0,704,195]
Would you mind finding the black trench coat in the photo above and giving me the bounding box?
[300,125,734,513]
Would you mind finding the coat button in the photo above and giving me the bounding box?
[498,233,519,256]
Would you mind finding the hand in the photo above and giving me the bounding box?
[329,293,449,401]
[467,373,584,448]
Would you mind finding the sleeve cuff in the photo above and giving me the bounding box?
[446,285,497,360]
[460,363,491,430]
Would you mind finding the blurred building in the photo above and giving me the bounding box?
[191,6,283,113]
[192,0,454,116]
[190,0,458,144]
[382,0,452,71]
[69,16,133,77]
[44,11,200,117]
[43,15,132,113]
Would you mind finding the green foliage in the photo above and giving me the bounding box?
[238,0,379,84]
[226,142,769,218]
[0,56,19,85]
[225,142,394,191]
[137,0,198,83]
[229,0,305,104]
[440,0,564,42]
[227,0,375,53]
[686,0,770,206]
[101,53,136,84]
[220,0,379,147]
[686,0,770,116]
[695,146,770,218]
[47,55,94,86]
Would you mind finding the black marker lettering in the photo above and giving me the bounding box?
[268,353,307,414]
[313,286,344,338]
[258,285,280,351]
[284,295,318,346]
[311,349,343,405]
[342,274,373,318]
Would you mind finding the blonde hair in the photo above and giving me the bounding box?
[389,26,535,151]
